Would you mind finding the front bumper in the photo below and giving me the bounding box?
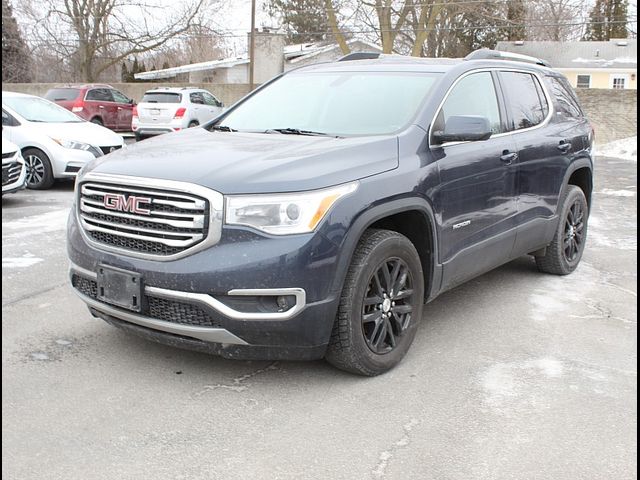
[2,157,27,194]
[67,209,343,360]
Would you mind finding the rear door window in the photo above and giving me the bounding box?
[190,92,205,104]
[202,92,222,107]
[45,88,80,101]
[141,92,182,103]
[500,72,549,131]
[86,88,114,102]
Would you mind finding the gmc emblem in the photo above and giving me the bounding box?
[103,193,151,215]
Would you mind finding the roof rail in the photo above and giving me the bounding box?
[338,52,381,62]
[464,49,552,68]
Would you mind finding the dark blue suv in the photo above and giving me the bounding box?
[67,50,594,375]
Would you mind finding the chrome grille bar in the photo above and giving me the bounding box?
[77,174,223,260]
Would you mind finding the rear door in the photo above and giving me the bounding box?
[137,92,182,125]
[189,92,206,124]
[85,88,117,129]
[111,89,134,131]
[432,70,519,289]
[498,70,583,254]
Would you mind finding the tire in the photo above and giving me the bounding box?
[91,117,103,126]
[535,185,588,275]
[135,132,143,142]
[188,120,200,128]
[23,148,54,190]
[325,229,425,376]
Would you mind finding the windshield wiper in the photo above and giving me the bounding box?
[265,128,335,137]
[211,125,237,132]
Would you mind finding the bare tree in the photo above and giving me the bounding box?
[18,0,211,82]
[527,0,589,41]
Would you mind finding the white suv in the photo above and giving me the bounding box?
[2,139,26,195]
[132,87,225,140]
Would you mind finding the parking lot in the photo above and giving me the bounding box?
[2,150,637,479]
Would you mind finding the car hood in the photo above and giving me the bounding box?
[26,121,123,147]
[83,128,399,194]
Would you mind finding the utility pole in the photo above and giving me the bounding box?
[249,0,256,90]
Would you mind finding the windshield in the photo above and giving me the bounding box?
[141,92,182,103]
[219,71,440,136]
[3,96,83,123]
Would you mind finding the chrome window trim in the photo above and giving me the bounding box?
[70,263,307,321]
[76,172,223,261]
[428,67,555,149]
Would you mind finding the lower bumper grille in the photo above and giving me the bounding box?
[2,161,23,186]
[71,274,221,327]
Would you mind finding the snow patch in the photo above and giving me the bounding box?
[598,189,636,197]
[2,256,44,268]
[2,209,69,239]
[595,137,637,162]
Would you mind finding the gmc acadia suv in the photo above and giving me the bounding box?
[67,50,594,375]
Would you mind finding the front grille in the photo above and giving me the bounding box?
[2,151,16,159]
[100,145,122,155]
[72,274,221,327]
[78,181,209,257]
[2,161,22,186]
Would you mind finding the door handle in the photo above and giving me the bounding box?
[500,151,518,165]
[558,141,572,153]
[117,107,122,110]
[99,105,104,109]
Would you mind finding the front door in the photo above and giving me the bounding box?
[431,71,519,289]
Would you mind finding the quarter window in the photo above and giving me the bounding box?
[501,72,549,131]
[576,75,591,88]
[548,77,582,118]
[432,71,503,142]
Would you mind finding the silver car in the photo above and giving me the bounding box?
[2,139,27,195]
[132,87,225,140]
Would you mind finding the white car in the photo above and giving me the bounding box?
[2,91,125,190]
[132,87,225,140]
[2,139,27,195]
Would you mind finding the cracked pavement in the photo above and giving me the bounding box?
[2,154,636,480]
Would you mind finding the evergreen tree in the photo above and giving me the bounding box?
[2,0,33,82]
[584,0,629,40]
[266,0,328,43]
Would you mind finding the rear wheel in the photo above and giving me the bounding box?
[188,120,200,128]
[91,117,103,126]
[325,229,424,376]
[23,148,54,190]
[535,185,588,275]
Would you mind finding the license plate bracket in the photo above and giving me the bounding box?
[97,265,143,312]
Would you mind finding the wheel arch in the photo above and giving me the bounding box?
[332,197,441,302]
[560,157,593,211]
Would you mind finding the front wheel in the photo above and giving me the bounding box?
[325,229,424,376]
[535,185,589,275]
[23,148,54,190]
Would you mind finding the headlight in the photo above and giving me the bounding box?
[225,182,358,235]
[51,138,93,151]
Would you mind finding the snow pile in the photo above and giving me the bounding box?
[595,136,637,161]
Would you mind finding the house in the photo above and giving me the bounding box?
[496,39,637,90]
[135,30,381,84]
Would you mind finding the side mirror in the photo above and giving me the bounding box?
[128,98,135,105]
[432,115,493,145]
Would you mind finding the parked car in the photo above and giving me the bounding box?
[44,84,135,132]
[2,91,125,190]
[2,139,27,195]
[132,87,225,140]
[67,50,594,375]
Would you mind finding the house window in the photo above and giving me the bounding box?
[610,74,629,90]
[576,75,591,88]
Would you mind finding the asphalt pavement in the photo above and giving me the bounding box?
[2,153,637,480]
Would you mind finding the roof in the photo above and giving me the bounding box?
[135,39,383,80]
[495,39,637,69]
[135,57,249,81]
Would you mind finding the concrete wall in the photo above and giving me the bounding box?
[4,83,253,107]
[559,69,637,90]
[576,89,637,144]
[250,32,286,84]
